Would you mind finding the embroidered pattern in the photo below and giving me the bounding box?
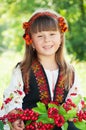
[4,93,14,104]
[4,88,24,105]
[54,75,65,103]
[31,60,50,105]
[31,60,65,105]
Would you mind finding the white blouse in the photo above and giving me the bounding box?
[44,69,59,100]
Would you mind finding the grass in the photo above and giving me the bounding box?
[0,51,86,106]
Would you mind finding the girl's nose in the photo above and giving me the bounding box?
[44,35,50,42]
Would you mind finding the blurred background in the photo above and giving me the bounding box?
[0,0,86,106]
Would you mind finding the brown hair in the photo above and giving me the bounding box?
[20,9,74,93]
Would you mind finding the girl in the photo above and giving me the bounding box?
[0,9,81,130]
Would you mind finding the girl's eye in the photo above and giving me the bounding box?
[37,35,43,37]
[50,33,55,36]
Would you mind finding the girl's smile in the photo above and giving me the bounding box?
[43,45,54,50]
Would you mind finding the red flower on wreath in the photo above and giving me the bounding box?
[58,17,68,32]
[23,34,32,45]
[23,22,29,29]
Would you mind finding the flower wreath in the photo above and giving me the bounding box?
[22,12,68,45]
[0,95,86,130]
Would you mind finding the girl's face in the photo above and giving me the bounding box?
[31,30,61,58]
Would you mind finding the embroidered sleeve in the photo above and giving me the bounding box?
[66,72,84,110]
[66,72,83,100]
[0,65,25,116]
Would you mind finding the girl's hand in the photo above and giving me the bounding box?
[68,118,73,121]
[8,109,25,130]
[11,119,25,130]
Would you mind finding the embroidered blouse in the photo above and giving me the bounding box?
[0,62,82,117]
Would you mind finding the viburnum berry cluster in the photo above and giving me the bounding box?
[0,96,86,130]
[25,122,54,130]
[63,98,76,111]
[76,110,86,122]
[20,109,39,121]
[0,109,40,130]
[48,107,65,127]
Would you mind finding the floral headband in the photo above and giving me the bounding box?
[23,12,68,45]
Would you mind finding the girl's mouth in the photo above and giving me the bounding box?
[43,45,54,49]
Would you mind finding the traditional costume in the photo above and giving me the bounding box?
[0,60,81,130]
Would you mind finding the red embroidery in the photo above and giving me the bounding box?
[54,74,65,103]
[14,90,23,95]
[31,60,50,105]
[31,60,65,104]
[4,98,12,104]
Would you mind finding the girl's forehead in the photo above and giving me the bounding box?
[36,30,58,33]
[32,30,60,35]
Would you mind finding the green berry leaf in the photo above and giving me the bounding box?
[26,120,32,126]
[33,102,47,114]
[61,122,68,130]
[37,114,54,124]
[48,103,58,109]
[58,105,67,115]
[0,121,4,130]
[72,95,81,105]
[74,121,86,130]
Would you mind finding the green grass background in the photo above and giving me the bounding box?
[0,51,86,106]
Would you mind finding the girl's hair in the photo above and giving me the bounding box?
[20,9,74,93]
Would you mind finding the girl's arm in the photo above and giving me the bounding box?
[0,65,25,116]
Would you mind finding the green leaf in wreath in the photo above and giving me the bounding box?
[33,102,47,114]
[74,121,86,130]
[0,121,4,130]
[61,122,68,130]
[37,114,54,124]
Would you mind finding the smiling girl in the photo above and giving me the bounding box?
[0,9,81,130]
